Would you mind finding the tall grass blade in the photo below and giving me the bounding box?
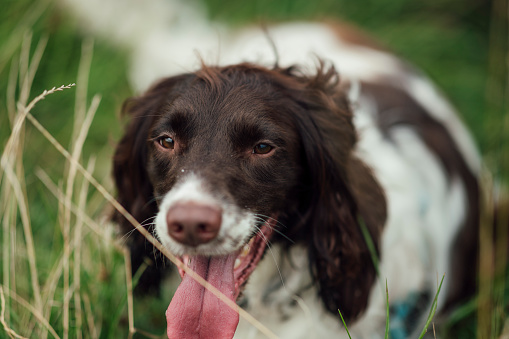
[358,217,379,276]
[385,280,389,339]
[338,309,352,339]
[418,274,445,339]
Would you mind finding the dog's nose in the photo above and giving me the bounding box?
[166,203,222,246]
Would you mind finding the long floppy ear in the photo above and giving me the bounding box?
[113,75,191,293]
[283,64,387,322]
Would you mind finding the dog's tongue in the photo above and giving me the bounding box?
[166,254,239,339]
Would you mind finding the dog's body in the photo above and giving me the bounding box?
[64,1,481,337]
[110,22,480,339]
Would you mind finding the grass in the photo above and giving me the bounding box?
[0,0,508,338]
[418,275,445,339]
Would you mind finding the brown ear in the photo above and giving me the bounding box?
[113,74,193,293]
[346,156,386,252]
[307,154,386,322]
[278,63,387,322]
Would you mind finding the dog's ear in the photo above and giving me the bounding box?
[113,75,191,293]
[282,63,386,322]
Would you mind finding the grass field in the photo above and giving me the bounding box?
[0,0,508,338]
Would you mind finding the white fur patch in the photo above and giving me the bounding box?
[155,174,255,256]
[235,245,346,339]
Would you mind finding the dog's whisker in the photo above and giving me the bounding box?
[119,218,157,244]
[252,225,287,289]
[120,226,140,240]
[252,217,295,244]
[253,213,288,229]
[139,215,157,225]
[252,215,287,231]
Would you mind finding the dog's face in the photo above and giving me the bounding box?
[144,66,309,338]
[114,63,386,338]
[148,70,302,259]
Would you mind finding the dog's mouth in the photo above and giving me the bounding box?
[165,218,275,339]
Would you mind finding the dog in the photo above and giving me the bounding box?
[109,20,481,338]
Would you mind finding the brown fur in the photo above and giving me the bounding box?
[113,62,387,321]
[361,81,480,310]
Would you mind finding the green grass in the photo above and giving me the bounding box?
[0,0,507,338]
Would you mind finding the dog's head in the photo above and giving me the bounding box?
[113,63,386,338]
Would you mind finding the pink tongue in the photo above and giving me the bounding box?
[166,254,239,339]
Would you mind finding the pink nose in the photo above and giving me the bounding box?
[166,203,222,246]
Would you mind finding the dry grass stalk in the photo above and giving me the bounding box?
[123,248,135,338]
[0,286,60,339]
[1,190,14,326]
[1,137,39,327]
[82,294,98,339]
[18,33,48,108]
[1,45,23,322]
[73,157,96,339]
[6,54,19,121]
[34,163,99,339]
[40,252,63,338]
[62,38,100,338]
[1,82,76,181]
[1,83,75,288]
[0,286,27,339]
[0,35,50,326]
[37,167,159,338]
[73,38,94,134]
[25,108,280,339]
[1,70,74,337]
[36,169,117,244]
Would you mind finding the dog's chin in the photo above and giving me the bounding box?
[165,218,276,339]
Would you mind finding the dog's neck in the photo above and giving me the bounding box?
[240,245,312,311]
[234,245,345,339]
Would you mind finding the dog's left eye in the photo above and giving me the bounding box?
[158,136,175,149]
[253,143,273,155]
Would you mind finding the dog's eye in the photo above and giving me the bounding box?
[253,143,273,155]
[158,136,175,149]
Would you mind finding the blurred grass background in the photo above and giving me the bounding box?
[0,0,507,337]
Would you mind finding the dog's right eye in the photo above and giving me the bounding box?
[253,143,273,155]
[158,136,175,149]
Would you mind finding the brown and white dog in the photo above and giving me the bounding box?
[64,1,481,337]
